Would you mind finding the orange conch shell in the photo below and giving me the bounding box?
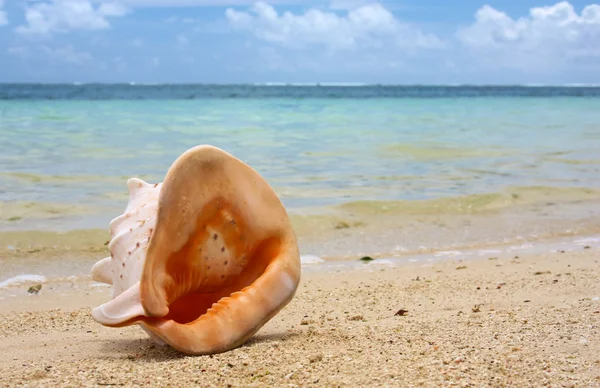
[90,145,301,355]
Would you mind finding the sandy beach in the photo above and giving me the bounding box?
[1,84,600,387]
[1,244,598,387]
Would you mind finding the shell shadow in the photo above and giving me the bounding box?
[98,330,301,362]
[98,337,185,362]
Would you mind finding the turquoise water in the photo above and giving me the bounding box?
[1,86,599,230]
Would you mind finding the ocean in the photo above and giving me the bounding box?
[2,84,600,229]
[1,84,600,285]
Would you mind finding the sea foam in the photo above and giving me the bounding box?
[0,274,47,289]
[301,254,325,265]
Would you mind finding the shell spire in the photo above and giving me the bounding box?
[90,145,301,355]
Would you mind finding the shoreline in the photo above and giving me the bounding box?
[1,215,599,287]
[1,230,597,298]
[1,194,599,279]
[1,247,598,386]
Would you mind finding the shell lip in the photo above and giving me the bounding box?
[91,281,146,327]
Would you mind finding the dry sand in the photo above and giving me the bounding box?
[1,247,599,387]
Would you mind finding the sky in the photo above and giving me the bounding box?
[0,0,599,84]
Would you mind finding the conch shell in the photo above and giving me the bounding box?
[90,145,301,355]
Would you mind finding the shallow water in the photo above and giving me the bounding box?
[1,85,600,284]
[1,85,600,232]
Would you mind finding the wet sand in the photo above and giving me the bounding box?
[1,247,599,387]
[2,191,600,280]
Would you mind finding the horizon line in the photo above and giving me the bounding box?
[1,82,600,87]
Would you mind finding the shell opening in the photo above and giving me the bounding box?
[142,236,281,326]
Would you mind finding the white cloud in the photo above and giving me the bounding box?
[98,2,128,16]
[0,0,7,26]
[16,0,128,36]
[120,0,302,6]
[225,1,441,50]
[329,0,376,10]
[457,2,600,70]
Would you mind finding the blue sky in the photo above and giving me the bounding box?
[0,0,599,83]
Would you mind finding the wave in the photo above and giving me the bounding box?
[0,171,160,185]
[380,143,510,161]
[0,274,47,289]
[300,254,325,265]
[1,184,599,228]
[332,186,600,216]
